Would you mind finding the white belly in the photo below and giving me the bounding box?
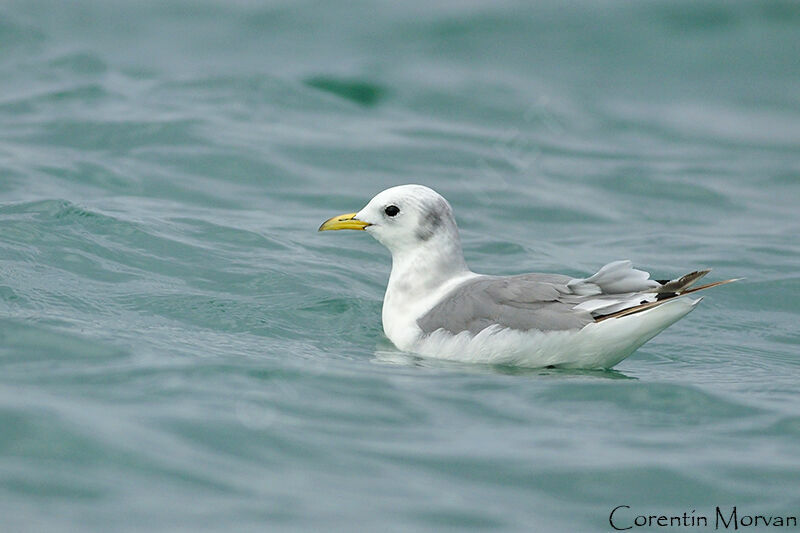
[407,298,699,369]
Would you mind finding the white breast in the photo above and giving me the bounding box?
[382,271,478,351]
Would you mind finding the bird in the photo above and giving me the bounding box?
[318,184,737,369]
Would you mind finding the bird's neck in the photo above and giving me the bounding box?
[386,234,470,299]
[384,235,471,319]
[381,229,474,350]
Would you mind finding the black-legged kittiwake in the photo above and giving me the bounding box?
[319,184,737,369]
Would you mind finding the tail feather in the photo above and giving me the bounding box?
[595,277,739,322]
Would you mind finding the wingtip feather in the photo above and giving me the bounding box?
[595,276,737,322]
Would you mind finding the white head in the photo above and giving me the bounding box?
[319,184,460,254]
[319,184,470,283]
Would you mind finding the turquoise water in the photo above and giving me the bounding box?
[1,1,799,531]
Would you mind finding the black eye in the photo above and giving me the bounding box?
[384,205,400,217]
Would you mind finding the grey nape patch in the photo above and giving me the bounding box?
[415,208,443,242]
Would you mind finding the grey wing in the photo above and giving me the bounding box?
[416,260,712,335]
[416,274,593,335]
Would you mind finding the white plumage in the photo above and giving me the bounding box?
[319,184,735,369]
[413,298,701,369]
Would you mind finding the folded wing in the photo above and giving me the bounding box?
[416,260,735,335]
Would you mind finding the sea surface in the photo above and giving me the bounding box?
[1,1,799,531]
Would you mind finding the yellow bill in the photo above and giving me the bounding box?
[318,212,371,231]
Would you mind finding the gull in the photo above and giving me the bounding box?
[319,184,736,369]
